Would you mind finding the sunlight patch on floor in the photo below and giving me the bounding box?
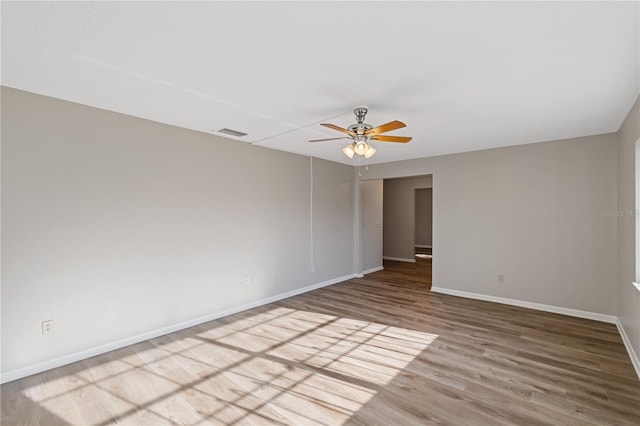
[20,306,438,425]
[415,253,432,259]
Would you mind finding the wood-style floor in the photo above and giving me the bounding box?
[2,252,640,425]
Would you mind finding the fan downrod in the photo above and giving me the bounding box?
[348,107,373,134]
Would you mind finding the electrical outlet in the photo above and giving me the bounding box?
[310,266,315,273]
[244,276,250,285]
[42,320,54,335]
[497,274,505,283]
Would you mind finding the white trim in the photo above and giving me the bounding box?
[414,244,432,248]
[430,287,617,323]
[615,318,640,380]
[633,282,640,292]
[383,256,416,263]
[429,287,640,380]
[0,273,357,384]
[362,266,384,275]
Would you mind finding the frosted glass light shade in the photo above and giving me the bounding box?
[342,144,355,158]
[364,145,376,159]
[354,141,368,155]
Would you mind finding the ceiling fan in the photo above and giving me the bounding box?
[309,107,412,159]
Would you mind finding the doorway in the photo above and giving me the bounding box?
[414,187,433,257]
[359,174,433,287]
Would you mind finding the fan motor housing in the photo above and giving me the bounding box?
[348,123,373,135]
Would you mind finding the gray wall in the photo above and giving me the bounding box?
[415,188,433,247]
[360,179,383,272]
[617,95,640,364]
[383,175,433,260]
[365,134,618,315]
[1,87,355,375]
[3,85,636,378]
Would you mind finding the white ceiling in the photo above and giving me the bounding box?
[2,1,639,165]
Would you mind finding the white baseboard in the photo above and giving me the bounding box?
[383,256,416,263]
[430,286,617,323]
[362,266,384,275]
[431,286,640,380]
[415,244,432,248]
[0,273,357,384]
[616,318,640,380]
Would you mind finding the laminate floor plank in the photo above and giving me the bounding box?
[2,256,639,425]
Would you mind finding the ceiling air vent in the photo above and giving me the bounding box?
[217,128,248,137]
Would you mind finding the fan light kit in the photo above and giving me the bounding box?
[309,107,412,159]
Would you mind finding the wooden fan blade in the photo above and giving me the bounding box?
[371,135,412,143]
[321,123,356,135]
[365,120,406,136]
[308,137,351,143]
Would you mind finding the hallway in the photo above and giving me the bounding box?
[382,246,432,289]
